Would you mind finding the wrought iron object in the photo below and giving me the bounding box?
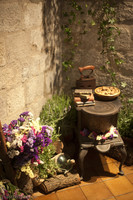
[76,65,96,89]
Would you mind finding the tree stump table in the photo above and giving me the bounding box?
[76,98,127,180]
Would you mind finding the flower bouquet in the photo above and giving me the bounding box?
[0,180,31,200]
[2,111,53,179]
[80,125,118,141]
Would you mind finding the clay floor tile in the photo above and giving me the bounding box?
[80,175,102,186]
[32,191,44,199]
[126,173,133,184]
[115,191,133,200]
[95,162,119,181]
[105,197,116,200]
[99,154,116,165]
[81,161,103,184]
[114,162,133,175]
[56,186,87,200]
[80,182,113,200]
[33,192,58,200]
[104,176,133,196]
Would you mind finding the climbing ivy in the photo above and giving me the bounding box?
[62,0,125,87]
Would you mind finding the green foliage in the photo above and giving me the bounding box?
[62,0,125,87]
[118,98,133,138]
[0,181,31,200]
[36,144,59,179]
[37,94,77,179]
[39,94,76,139]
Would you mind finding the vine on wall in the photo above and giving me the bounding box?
[62,0,125,87]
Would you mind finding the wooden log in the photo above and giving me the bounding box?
[0,121,17,185]
[38,171,81,194]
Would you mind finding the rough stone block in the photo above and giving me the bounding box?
[25,75,44,104]
[0,61,22,90]
[0,2,23,32]
[27,96,46,120]
[30,28,44,52]
[115,26,131,52]
[44,71,55,94]
[0,91,7,122]
[21,57,31,83]
[39,54,47,72]
[6,32,31,62]
[7,85,25,114]
[117,1,133,22]
[30,56,41,76]
[23,2,43,28]
[0,37,6,66]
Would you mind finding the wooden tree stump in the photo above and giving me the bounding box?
[37,171,81,194]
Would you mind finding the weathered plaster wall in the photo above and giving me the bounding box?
[0,0,62,123]
[61,0,133,97]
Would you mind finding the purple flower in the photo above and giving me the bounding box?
[44,137,52,146]
[19,111,29,117]
[18,117,25,122]
[11,120,17,126]
[109,134,114,139]
[2,124,8,132]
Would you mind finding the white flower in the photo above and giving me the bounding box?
[113,133,118,138]
[6,142,11,148]
[30,118,41,132]
[19,126,25,130]
[28,112,33,119]
[109,125,116,134]
[7,150,20,159]
[96,135,103,140]
[39,160,44,164]
[33,162,38,166]
[105,132,111,138]
[12,129,19,134]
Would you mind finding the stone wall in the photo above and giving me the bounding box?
[0,0,62,123]
[61,0,133,97]
[0,0,132,123]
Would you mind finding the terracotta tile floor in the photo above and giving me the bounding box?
[33,149,133,200]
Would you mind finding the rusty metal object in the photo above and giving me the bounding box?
[76,65,96,89]
[78,65,95,79]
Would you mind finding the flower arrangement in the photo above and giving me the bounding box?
[80,125,118,141]
[0,180,31,200]
[2,111,53,178]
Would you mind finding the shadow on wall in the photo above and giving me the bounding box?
[42,0,63,94]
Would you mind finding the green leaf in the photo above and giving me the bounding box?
[128,98,133,104]
[74,43,78,47]
[91,20,96,26]
[112,82,116,86]
[115,59,124,65]
[100,65,105,70]
[109,46,115,51]
[121,82,127,88]
[88,9,92,15]
[105,60,110,65]
[108,18,116,24]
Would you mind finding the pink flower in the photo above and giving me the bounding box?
[80,131,85,136]
[21,135,27,143]
[20,146,24,152]
[102,136,107,140]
